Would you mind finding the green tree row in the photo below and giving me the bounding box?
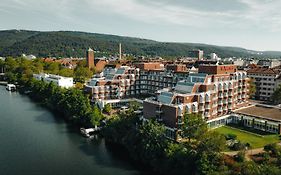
[2,57,93,84]
[21,79,103,127]
[1,57,102,127]
[103,111,281,175]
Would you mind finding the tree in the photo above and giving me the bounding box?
[248,78,256,99]
[74,67,92,83]
[271,85,281,104]
[103,103,112,114]
[134,120,168,168]
[91,105,103,126]
[182,113,207,141]
[198,131,226,153]
[45,62,60,74]
[58,68,74,77]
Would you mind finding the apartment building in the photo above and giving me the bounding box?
[135,63,190,95]
[85,62,194,108]
[84,66,140,106]
[247,67,281,101]
[33,73,74,88]
[143,65,249,140]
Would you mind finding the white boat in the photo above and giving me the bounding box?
[6,84,16,91]
[80,127,101,138]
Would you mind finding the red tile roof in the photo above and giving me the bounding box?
[247,67,281,75]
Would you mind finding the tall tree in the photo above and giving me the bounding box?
[248,78,256,99]
[182,113,207,141]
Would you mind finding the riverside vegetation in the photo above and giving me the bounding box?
[1,57,281,175]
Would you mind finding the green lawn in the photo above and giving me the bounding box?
[215,126,281,149]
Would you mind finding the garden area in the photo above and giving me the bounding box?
[215,126,281,149]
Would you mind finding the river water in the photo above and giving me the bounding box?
[0,86,148,175]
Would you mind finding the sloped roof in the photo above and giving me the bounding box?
[247,68,281,75]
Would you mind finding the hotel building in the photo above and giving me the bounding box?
[143,65,250,140]
[84,66,140,107]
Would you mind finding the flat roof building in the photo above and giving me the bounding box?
[33,73,74,88]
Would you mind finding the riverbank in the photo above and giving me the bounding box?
[0,81,7,85]
[0,86,147,175]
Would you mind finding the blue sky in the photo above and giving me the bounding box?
[0,0,280,51]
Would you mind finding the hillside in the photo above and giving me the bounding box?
[0,29,280,58]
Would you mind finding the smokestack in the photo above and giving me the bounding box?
[119,43,122,60]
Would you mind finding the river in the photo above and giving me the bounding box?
[0,86,148,175]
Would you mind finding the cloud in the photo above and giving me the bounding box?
[1,0,281,31]
[86,0,281,31]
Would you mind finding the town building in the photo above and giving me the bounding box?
[143,65,249,140]
[84,66,140,107]
[231,105,281,134]
[33,73,74,88]
[134,63,190,95]
[257,59,281,68]
[247,67,281,101]
[188,50,204,60]
[85,62,193,108]
[209,53,221,61]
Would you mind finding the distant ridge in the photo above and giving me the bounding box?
[0,29,280,58]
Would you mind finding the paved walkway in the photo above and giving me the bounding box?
[223,148,264,161]
[224,143,281,161]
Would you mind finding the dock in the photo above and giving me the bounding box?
[0,81,8,86]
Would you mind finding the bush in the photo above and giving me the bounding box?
[264,143,281,157]
[225,133,237,140]
[235,151,245,162]
[231,141,246,151]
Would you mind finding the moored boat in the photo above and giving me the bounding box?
[80,127,101,138]
[6,84,16,91]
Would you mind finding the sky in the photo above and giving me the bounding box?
[0,0,281,51]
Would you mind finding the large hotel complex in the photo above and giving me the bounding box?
[80,48,281,140]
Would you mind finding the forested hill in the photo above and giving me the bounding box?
[0,29,281,58]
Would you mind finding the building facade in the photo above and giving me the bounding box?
[143,65,250,140]
[33,73,74,88]
[84,66,140,103]
[247,67,281,101]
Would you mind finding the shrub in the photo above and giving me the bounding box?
[225,133,237,140]
[235,151,245,162]
[231,141,246,151]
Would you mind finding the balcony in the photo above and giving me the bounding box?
[205,105,211,109]
[223,100,227,104]
[228,98,233,103]
[218,108,223,112]
[192,107,198,113]
[218,93,223,98]
[218,100,223,105]
[199,96,205,103]
[199,106,205,112]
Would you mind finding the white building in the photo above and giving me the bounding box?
[247,68,281,100]
[209,53,221,61]
[33,73,74,88]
